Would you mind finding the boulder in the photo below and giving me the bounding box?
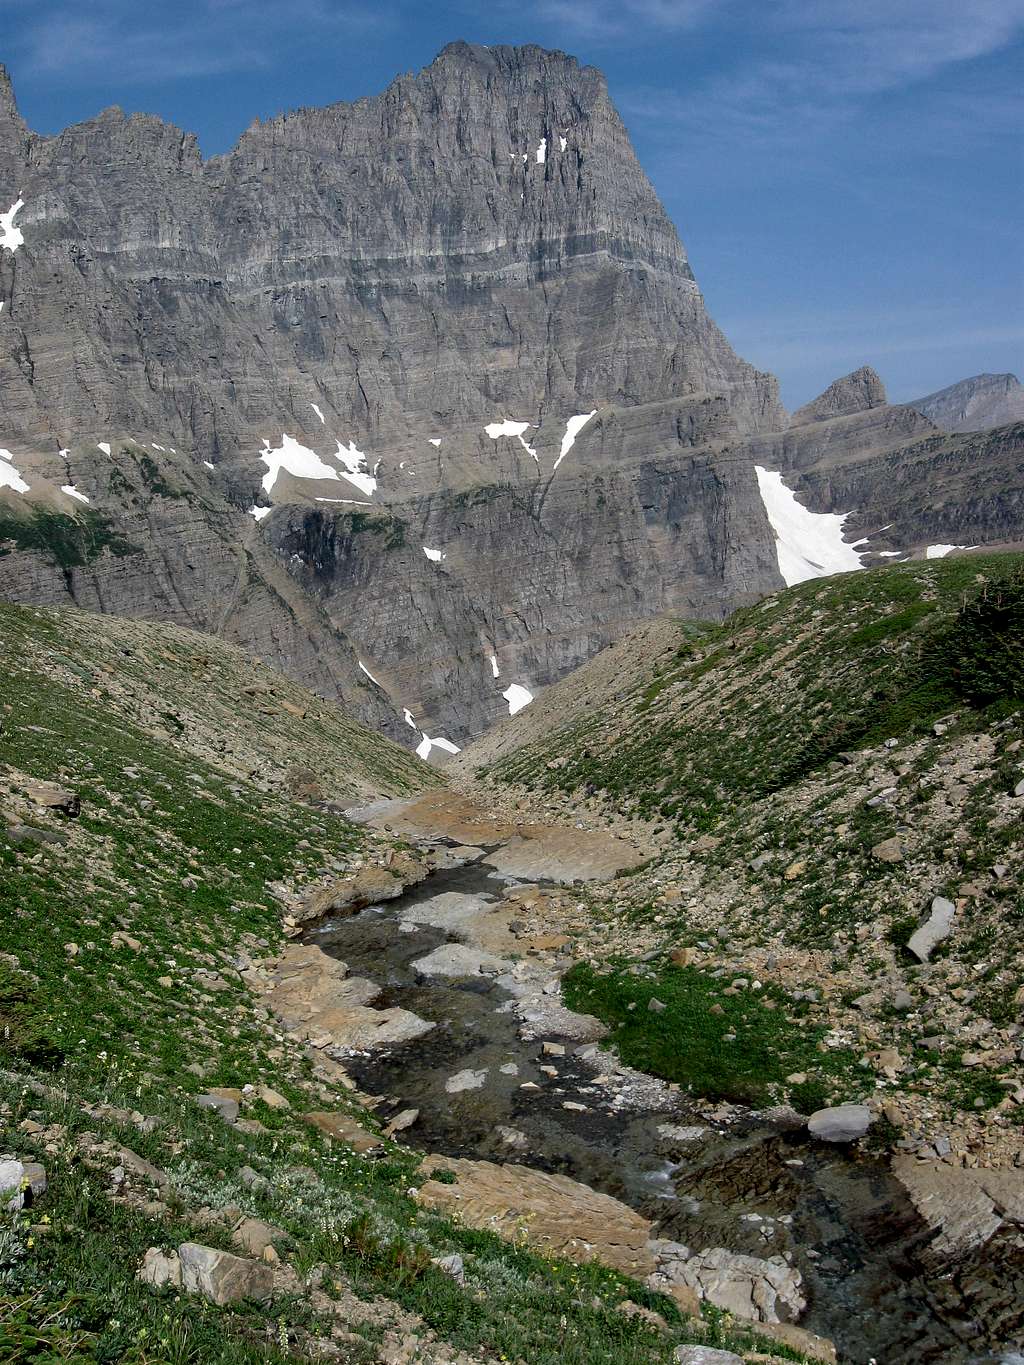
[178,1242,274,1305]
[907,896,956,963]
[232,1217,289,1259]
[871,836,904,863]
[414,1155,656,1278]
[25,781,80,817]
[807,1103,873,1143]
[665,1247,805,1324]
[0,1159,46,1211]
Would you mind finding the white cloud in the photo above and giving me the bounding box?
[16,0,394,83]
[621,0,1024,151]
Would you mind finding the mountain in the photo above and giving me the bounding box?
[1,45,1022,753]
[747,367,1024,572]
[907,372,1024,432]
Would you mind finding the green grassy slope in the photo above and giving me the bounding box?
[469,557,1024,1135]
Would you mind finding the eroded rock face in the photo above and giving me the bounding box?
[893,1157,1024,1260]
[0,45,785,745]
[413,1154,657,1278]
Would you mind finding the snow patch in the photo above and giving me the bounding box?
[536,137,547,164]
[428,438,442,448]
[260,434,342,495]
[559,135,567,152]
[315,497,372,505]
[926,544,971,559]
[502,683,533,716]
[203,460,215,470]
[333,439,377,497]
[423,546,445,562]
[311,403,326,425]
[58,448,69,459]
[403,708,417,729]
[0,199,25,253]
[553,409,597,471]
[359,661,383,687]
[485,418,537,465]
[754,466,866,586]
[876,550,905,558]
[0,452,29,494]
[97,442,111,456]
[416,732,461,761]
[489,653,500,678]
[249,505,271,521]
[60,485,89,504]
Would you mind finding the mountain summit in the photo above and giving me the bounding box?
[0,45,1021,749]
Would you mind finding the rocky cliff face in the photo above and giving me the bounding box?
[0,43,787,745]
[750,367,1024,565]
[907,372,1024,432]
[0,46,1021,748]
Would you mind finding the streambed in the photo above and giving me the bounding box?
[309,852,1014,1364]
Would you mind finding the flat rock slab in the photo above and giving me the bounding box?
[349,789,639,884]
[256,942,434,1050]
[350,790,518,845]
[302,1111,382,1153]
[413,943,507,977]
[482,828,639,884]
[399,891,498,938]
[414,1154,656,1278]
[893,1156,1024,1258]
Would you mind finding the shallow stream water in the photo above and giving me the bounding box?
[310,853,1013,1364]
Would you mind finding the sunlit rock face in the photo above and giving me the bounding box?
[0,48,1019,746]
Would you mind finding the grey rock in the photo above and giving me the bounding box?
[196,1092,239,1123]
[431,1252,466,1284]
[177,1242,274,1305]
[0,1158,45,1211]
[674,1350,743,1365]
[907,896,956,963]
[669,1246,806,1323]
[807,1103,873,1142]
[445,1068,488,1094]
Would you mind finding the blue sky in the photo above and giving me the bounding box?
[2,0,1022,407]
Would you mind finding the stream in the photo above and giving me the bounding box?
[308,848,1017,1365]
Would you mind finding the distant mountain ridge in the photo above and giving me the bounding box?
[907,373,1024,432]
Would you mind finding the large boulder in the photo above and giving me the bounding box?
[177,1243,274,1305]
[807,1103,873,1143]
[414,1155,656,1278]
